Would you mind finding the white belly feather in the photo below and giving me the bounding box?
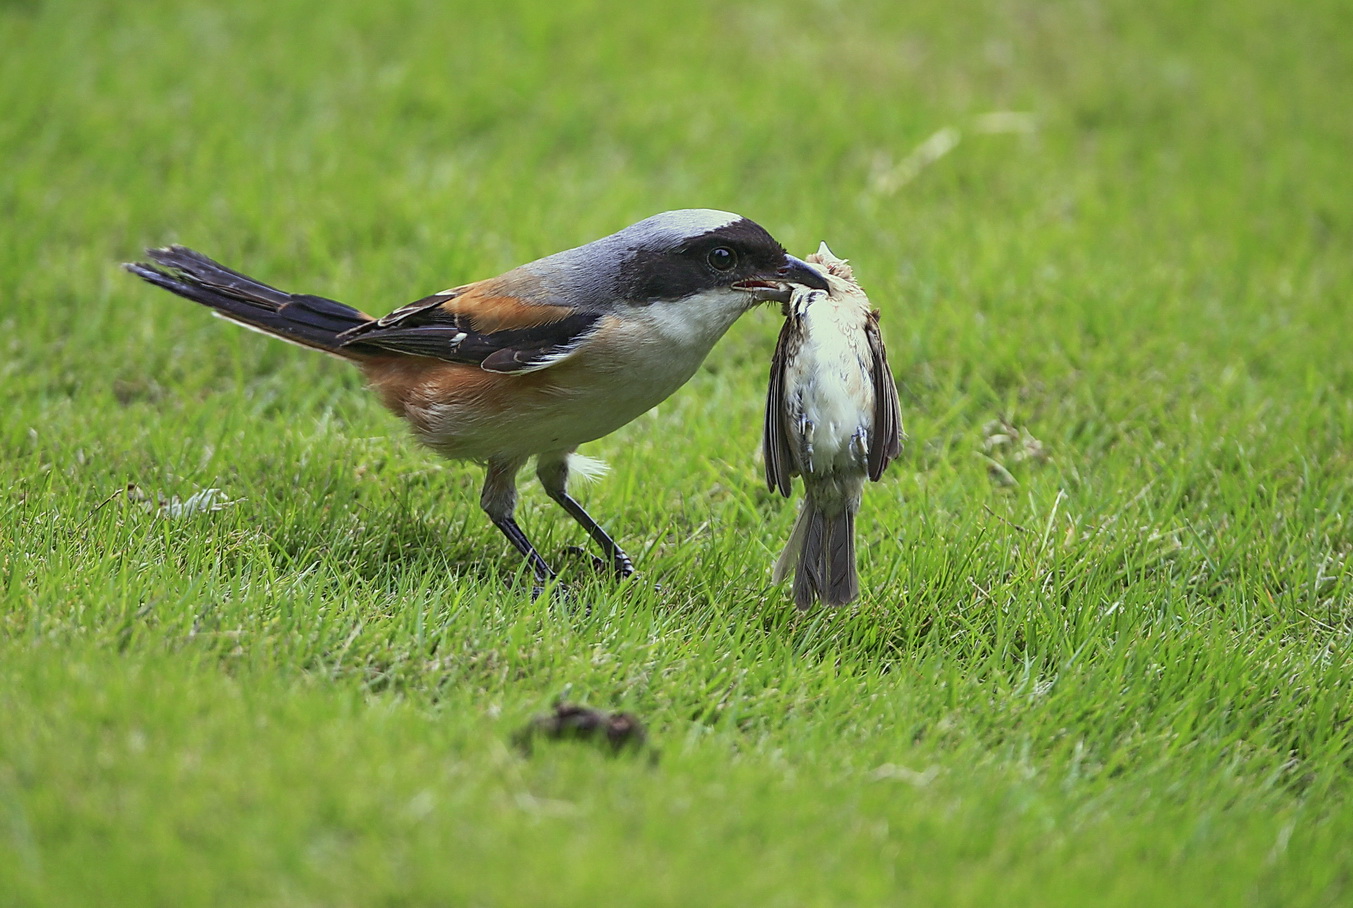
[785,298,875,475]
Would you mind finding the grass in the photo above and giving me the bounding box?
[3,0,1352,904]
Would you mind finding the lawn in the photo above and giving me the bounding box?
[3,0,1351,904]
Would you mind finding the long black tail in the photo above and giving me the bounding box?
[124,246,374,358]
[773,498,859,609]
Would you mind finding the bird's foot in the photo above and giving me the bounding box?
[562,545,635,582]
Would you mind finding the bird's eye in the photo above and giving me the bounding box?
[706,246,737,271]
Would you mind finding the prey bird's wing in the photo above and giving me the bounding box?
[763,315,797,497]
[339,280,603,374]
[865,311,902,481]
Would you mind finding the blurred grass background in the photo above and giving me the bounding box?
[2,0,1351,905]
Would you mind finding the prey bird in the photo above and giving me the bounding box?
[764,243,902,608]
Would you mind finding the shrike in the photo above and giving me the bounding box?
[127,210,827,591]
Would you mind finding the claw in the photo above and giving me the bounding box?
[563,545,636,582]
[563,545,609,576]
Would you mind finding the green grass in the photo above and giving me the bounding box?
[3,0,1352,904]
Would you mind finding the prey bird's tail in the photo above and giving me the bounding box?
[772,498,859,610]
[124,246,373,359]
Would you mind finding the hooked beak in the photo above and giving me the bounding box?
[733,253,830,303]
[777,254,830,290]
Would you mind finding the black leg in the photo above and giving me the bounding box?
[481,456,555,595]
[536,453,635,580]
[549,492,635,579]
[489,514,556,591]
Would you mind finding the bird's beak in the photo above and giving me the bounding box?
[777,255,830,291]
[733,254,830,303]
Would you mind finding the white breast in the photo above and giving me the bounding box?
[414,288,754,461]
[786,295,875,475]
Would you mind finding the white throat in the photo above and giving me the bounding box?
[641,288,752,352]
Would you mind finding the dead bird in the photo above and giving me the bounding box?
[514,703,649,756]
[764,244,902,609]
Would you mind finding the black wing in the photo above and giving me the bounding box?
[865,310,902,481]
[763,315,798,497]
[338,287,603,374]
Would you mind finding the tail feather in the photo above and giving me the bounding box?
[825,507,858,605]
[774,498,859,610]
[124,246,375,359]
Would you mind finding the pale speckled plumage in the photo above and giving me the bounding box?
[781,278,876,475]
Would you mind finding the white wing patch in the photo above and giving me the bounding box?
[488,337,590,374]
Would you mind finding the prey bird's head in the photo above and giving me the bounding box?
[523,209,828,314]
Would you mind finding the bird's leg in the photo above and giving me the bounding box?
[481,456,555,593]
[536,453,635,580]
